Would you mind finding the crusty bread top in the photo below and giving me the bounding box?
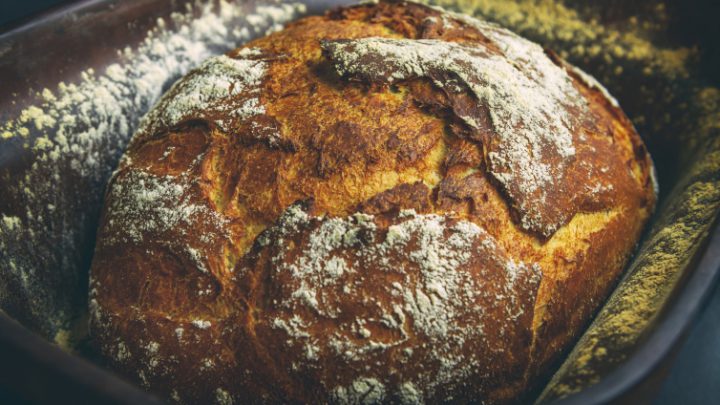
[90,1,656,403]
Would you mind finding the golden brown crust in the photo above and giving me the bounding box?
[89,1,656,403]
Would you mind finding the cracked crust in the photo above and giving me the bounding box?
[89,1,655,403]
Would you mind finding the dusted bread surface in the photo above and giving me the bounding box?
[89,1,656,403]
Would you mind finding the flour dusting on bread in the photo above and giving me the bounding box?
[136,49,278,146]
[323,36,583,236]
[104,170,225,244]
[101,168,228,273]
[87,1,656,403]
[253,204,542,401]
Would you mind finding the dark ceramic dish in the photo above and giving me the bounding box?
[1,0,719,403]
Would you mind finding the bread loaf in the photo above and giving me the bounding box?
[89,1,656,403]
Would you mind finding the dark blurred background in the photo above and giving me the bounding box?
[0,0,71,29]
[0,0,718,404]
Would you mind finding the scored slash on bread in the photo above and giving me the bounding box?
[89,1,656,403]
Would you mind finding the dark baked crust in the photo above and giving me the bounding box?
[89,1,656,403]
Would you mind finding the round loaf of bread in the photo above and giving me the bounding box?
[89,1,656,403]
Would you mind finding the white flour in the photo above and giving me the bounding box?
[0,0,307,340]
[323,35,585,235]
[264,205,542,402]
